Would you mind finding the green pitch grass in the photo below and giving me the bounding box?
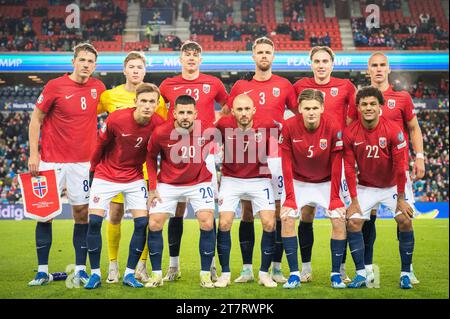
[0,219,448,299]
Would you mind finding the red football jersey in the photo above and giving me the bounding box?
[90,108,165,183]
[380,85,416,170]
[215,116,278,179]
[146,121,213,189]
[228,75,298,126]
[343,116,407,196]
[294,77,357,129]
[36,73,106,162]
[281,114,343,210]
[159,73,228,128]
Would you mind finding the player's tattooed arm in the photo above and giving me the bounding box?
[147,189,162,209]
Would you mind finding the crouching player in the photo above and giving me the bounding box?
[84,83,165,289]
[280,89,347,289]
[343,86,415,289]
[214,94,278,288]
[145,95,216,288]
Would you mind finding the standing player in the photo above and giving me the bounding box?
[27,43,105,286]
[293,46,357,283]
[280,89,347,289]
[145,95,216,288]
[343,86,415,289]
[214,94,278,288]
[97,51,167,284]
[159,41,228,281]
[227,37,298,284]
[362,52,424,284]
[84,83,165,289]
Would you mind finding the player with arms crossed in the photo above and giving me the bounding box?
[28,43,105,286]
[214,94,278,288]
[145,95,216,288]
[343,86,415,289]
[84,83,165,289]
[361,52,424,284]
[159,41,228,281]
[293,46,357,283]
[280,89,347,289]
[227,37,298,284]
[97,51,167,284]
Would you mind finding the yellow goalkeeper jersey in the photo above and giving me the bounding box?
[97,84,167,180]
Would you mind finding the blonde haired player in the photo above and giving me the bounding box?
[97,51,167,284]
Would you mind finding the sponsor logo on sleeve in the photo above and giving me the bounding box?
[37,94,44,104]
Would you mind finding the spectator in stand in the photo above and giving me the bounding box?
[322,32,331,47]
[290,26,305,41]
[310,32,318,46]
[408,22,418,35]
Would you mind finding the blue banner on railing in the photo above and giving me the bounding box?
[0,202,448,220]
[413,98,449,110]
[0,52,448,73]
[141,8,173,25]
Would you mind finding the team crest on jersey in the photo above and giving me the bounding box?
[32,176,48,198]
[203,84,210,94]
[379,137,387,148]
[218,198,224,206]
[93,196,100,204]
[91,88,97,99]
[398,132,405,142]
[37,94,44,104]
[387,99,396,109]
[273,87,280,97]
[255,132,263,143]
[320,139,327,150]
[330,87,338,96]
[100,123,107,133]
[198,136,206,146]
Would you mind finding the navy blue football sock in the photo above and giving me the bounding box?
[73,223,88,267]
[260,231,275,272]
[273,219,283,263]
[148,229,163,271]
[36,222,52,267]
[86,215,103,270]
[217,230,231,273]
[239,220,255,265]
[298,221,314,263]
[363,214,377,265]
[126,217,148,270]
[331,239,347,273]
[282,236,299,272]
[168,216,183,257]
[341,239,348,264]
[199,229,216,271]
[399,231,414,273]
[347,231,365,272]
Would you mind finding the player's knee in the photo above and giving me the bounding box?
[198,212,214,231]
[331,218,346,238]
[346,218,362,232]
[149,218,164,232]
[219,217,233,232]
[73,205,89,223]
[396,216,413,232]
[262,218,276,232]
[109,204,124,224]
[301,210,315,223]
[175,202,186,217]
[281,217,296,236]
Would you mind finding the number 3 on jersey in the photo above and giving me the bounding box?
[186,88,200,101]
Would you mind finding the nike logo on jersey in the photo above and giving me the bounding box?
[227,136,237,140]
[293,139,303,143]
[243,90,254,95]
[205,200,213,203]
[122,133,132,137]
[167,143,178,147]
[354,142,364,146]
[65,94,74,99]
[174,86,184,90]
